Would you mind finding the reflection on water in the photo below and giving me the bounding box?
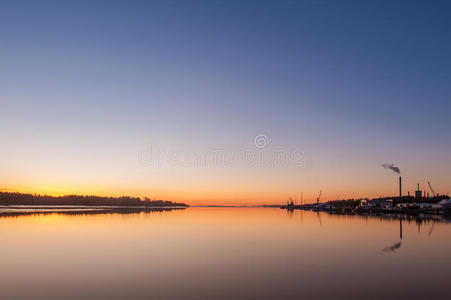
[429,223,436,236]
[0,206,186,218]
[383,241,402,253]
[1,207,450,300]
[383,219,403,253]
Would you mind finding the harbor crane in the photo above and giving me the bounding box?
[316,190,322,204]
[428,181,436,197]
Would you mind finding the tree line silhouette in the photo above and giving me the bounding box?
[0,192,188,207]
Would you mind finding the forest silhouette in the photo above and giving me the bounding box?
[0,192,188,207]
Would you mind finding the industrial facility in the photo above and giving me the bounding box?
[282,168,450,216]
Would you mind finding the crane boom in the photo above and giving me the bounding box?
[316,190,322,204]
[428,181,436,197]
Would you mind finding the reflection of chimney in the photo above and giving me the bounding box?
[399,176,402,199]
[400,219,403,240]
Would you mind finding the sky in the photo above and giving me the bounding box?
[1,0,450,205]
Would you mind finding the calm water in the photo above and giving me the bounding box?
[1,207,450,300]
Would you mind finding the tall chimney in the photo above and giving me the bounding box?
[399,176,402,199]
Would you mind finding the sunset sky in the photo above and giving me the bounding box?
[1,0,450,205]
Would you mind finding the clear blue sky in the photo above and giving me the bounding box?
[1,0,450,203]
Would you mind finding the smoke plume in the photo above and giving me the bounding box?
[382,163,401,174]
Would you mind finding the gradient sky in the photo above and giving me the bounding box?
[1,0,450,204]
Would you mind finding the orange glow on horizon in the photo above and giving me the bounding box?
[2,183,429,206]
[2,167,449,206]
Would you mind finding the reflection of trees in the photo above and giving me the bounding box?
[0,207,186,218]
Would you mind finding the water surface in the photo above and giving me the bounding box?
[1,208,450,299]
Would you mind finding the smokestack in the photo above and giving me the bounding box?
[399,176,402,199]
